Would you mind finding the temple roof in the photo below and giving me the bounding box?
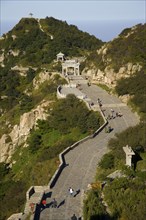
[57,52,64,56]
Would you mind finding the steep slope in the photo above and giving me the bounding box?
[0,16,103,144]
[82,24,146,220]
[0,18,146,219]
[0,17,103,67]
[83,23,146,86]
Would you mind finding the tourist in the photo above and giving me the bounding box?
[111,109,114,118]
[69,187,74,196]
[29,203,35,213]
[71,214,77,220]
[118,112,123,117]
[42,199,47,208]
[52,198,58,208]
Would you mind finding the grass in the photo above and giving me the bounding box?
[11,145,58,185]
[42,130,62,147]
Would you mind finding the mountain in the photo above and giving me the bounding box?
[0,18,146,219]
[83,23,146,86]
[0,17,103,67]
[0,17,104,219]
[82,23,146,118]
[0,17,103,163]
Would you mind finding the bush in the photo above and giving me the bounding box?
[99,153,115,169]
[0,163,9,181]
[27,131,42,153]
[83,189,107,220]
[0,180,27,220]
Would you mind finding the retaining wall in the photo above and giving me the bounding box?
[48,89,108,188]
[8,83,107,220]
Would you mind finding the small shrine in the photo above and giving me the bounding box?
[56,52,64,62]
[123,145,135,167]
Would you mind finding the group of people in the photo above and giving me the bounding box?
[97,98,102,107]
[41,198,57,209]
[107,109,123,120]
[97,97,123,120]
[39,187,79,219]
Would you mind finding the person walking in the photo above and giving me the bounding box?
[42,199,47,208]
[52,198,58,208]
[29,203,35,213]
[71,214,77,220]
[111,109,114,118]
[69,187,74,196]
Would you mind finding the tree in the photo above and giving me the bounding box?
[29,13,33,18]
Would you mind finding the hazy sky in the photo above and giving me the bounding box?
[0,0,145,41]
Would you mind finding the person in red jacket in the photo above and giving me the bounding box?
[42,199,47,208]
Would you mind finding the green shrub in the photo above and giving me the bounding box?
[99,153,115,169]
[0,163,9,181]
[0,180,27,220]
[83,189,107,220]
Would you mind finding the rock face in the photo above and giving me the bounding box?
[33,71,51,89]
[11,65,29,76]
[83,62,142,88]
[83,24,144,88]
[0,101,50,163]
[33,71,58,89]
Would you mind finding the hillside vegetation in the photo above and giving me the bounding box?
[107,23,146,71]
[0,16,104,215]
[83,24,146,220]
[0,18,146,220]
[86,23,146,72]
[0,17,103,67]
[0,93,103,220]
[115,70,146,119]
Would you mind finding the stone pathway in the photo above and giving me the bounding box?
[39,82,139,220]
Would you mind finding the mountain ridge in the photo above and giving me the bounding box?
[0,17,146,220]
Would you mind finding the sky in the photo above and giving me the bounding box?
[0,0,146,41]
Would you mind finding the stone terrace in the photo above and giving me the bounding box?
[39,80,139,220]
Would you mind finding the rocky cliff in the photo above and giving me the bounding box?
[82,23,146,88]
[0,20,145,164]
[0,100,50,163]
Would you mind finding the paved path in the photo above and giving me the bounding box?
[39,83,139,220]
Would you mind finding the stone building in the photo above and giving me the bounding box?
[62,59,80,76]
[56,52,64,62]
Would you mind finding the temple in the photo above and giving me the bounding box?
[56,52,64,62]
[62,59,80,76]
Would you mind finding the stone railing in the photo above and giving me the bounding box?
[57,85,66,98]
[48,101,108,188]
[63,84,76,88]
[57,84,87,100]
[8,83,108,220]
[49,135,92,188]
[7,186,47,220]
[26,186,35,200]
